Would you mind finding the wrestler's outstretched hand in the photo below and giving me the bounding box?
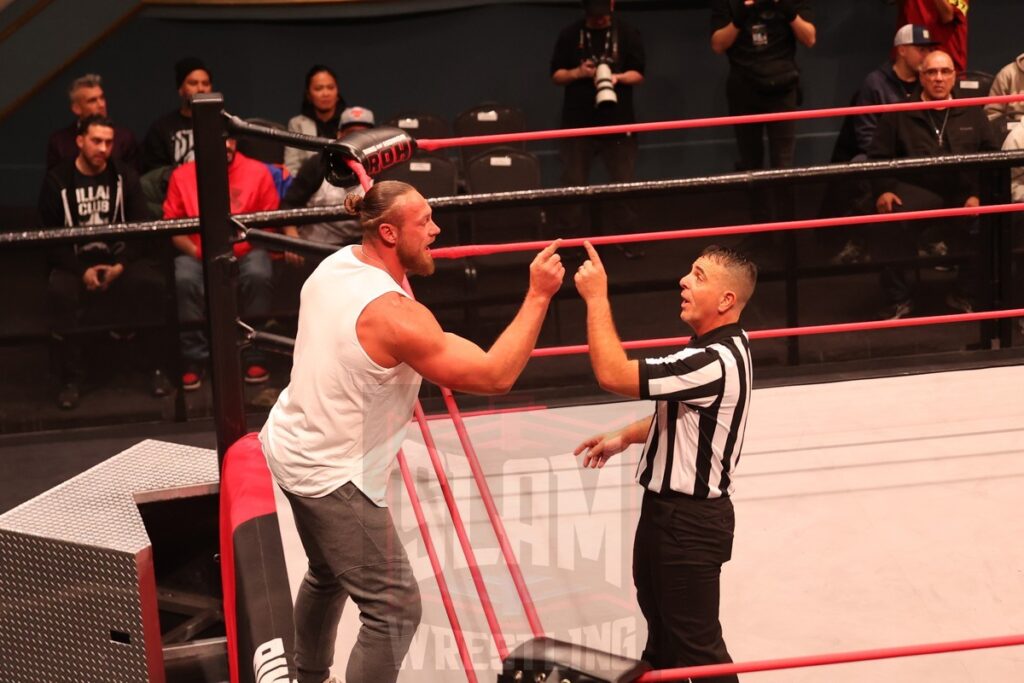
[529,239,565,299]
[574,430,628,469]
[574,241,607,302]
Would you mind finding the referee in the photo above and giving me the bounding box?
[573,242,756,681]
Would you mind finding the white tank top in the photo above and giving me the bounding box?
[260,245,422,504]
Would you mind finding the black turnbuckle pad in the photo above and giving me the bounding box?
[325,126,417,187]
[498,637,651,683]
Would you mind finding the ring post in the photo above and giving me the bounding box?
[199,101,298,683]
[193,93,247,462]
[988,167,1015,348]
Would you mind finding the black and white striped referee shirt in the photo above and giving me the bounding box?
[636,322,752,499]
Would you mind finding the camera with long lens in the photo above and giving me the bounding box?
[593,59,617,108]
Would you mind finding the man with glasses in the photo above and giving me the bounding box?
[868,50,999,319]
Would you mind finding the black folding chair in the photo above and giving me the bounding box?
[453,102,527,170]
[384,112,451,141]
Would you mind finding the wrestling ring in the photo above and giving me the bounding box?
[1,91,1023,682]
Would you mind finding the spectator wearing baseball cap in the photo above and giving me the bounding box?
[281,106,377,256]
[141,57,213,172]
[853,25,940,151]
[825,24,938,265]
[339,106,375,133]
[832,24,938,166]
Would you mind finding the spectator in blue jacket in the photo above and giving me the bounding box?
[834,24,938,164]
[826,24,938,265]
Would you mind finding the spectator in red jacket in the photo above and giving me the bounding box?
[897,0,969,73]
[163,136,279,389]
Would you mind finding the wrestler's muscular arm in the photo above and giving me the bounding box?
[359,241,565,395]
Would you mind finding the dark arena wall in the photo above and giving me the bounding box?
[2,1,1023,208]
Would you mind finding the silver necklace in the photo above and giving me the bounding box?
[927,107,951,147]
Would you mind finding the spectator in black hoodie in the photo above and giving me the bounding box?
[141,57,212,172]
[825,24,937,265]
[38,115,169,409]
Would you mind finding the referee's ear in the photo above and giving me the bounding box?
[718,290,737,313]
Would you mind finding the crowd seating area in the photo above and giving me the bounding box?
[1,0,1022,432]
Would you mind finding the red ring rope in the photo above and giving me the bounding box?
[417,93,1024,151]
[346,132,1024,680]
[440,388,547,639]
[412,402,510,659]
[635,632,1024,681]
[396,450,479,683]
[345,158,373,190]
[530,309,1024,358]
[429,202,1024,260]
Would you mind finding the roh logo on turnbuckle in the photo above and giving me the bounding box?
[362,134,415,175]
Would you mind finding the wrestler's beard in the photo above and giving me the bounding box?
[397,238,435,277]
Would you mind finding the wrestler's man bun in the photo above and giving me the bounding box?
[344,193,364,216]
[351,180,417,239]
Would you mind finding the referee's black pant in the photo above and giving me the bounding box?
[634,490,738,683]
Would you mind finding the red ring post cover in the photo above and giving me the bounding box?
[220,432,297,683]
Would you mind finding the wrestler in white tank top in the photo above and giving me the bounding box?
[260,245,421,505]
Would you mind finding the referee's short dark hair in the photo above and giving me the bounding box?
[700,244,758,301]
[77,114,115,136]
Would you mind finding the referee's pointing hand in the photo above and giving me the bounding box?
[574,240,607,302]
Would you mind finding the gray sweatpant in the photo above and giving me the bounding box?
[282,482,421,683]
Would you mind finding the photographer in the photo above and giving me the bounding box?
[711,0,815,180]
[551,0,645,257]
